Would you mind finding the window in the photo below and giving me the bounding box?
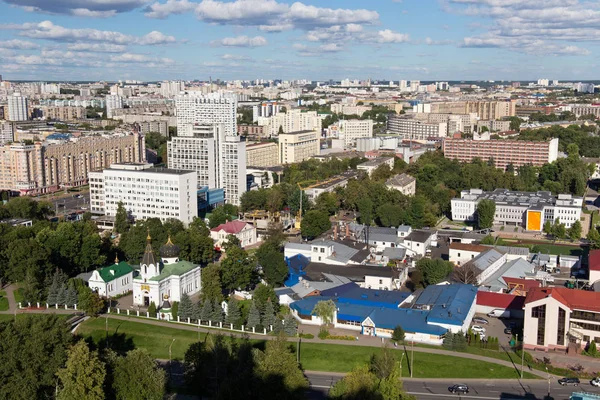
[557,308,566,346]
[533,305,546,346]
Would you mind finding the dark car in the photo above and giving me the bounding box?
[558,377,580,386]
[448,384,469,394]
[504,327,512,335]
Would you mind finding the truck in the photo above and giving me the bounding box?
[487,309,510,319]
[570,392,600,400]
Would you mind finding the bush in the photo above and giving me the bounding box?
[326,335,356,341]
[298,333,314,339]
[148,302,157,318]
[392,325,405,343]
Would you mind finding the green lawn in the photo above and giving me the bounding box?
[0,291,8,311]
[13,288,24,305]
[78,318,538,379]
[497,239,583,257]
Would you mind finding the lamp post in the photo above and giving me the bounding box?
[297,330,302,364]
[545,366,550,398]
[410,340,414,378]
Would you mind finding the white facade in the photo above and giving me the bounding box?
[168,124,247,206]
[7,93,29,121]
[105,95,123,119]
[364,275,393,291]
[87,262,133,297]
[176,92,237,138]
[387,115,447,139]
[259,109,324,137]
[334,119,373,149]
[89,163,198,225]
[278,130,320,164]
[161,80,185,97]
[357,157,395,176]
[210,221,258,248]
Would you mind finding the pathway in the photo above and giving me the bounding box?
[1,284,17,313]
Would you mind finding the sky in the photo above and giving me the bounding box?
[0,0,599,82]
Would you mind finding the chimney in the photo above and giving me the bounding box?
[345,224,350,238]
[334,225,338,241]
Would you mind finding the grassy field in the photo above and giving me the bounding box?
[0,291,8,311]
[77,318,538,379]
[13,288,24,305]
[497,238,584,257]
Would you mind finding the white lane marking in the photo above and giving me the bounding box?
[310,385,331,389]
[407,392,523,399]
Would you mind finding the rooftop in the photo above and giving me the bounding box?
[459,188,582,209]
[467,249,505,272]
[386,173,416,187]
[524,287,600,313]
[309,171,358,189]
[320,283,410,307]
[414,283,478,326]
[358,157,394,168]
[449,242,489,253]
[280,130,317,135]
[96,261,133,283]
[149,260,198,282]
[304,262,395,282]
[211,220,250,234]
[404,229,435,243]
[589,249,600,271]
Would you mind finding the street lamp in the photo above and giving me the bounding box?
[545,366,550,398]
[169,339,176,381]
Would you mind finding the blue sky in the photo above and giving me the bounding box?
[0,0,598,81]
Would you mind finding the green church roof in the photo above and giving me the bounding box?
[149,261,198,281]
[97,261,133,282]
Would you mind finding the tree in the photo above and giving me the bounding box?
[178,293,193,320]
[357,197,374,226]
[329,365,380,400]
[300,210,331,238]
[543,220,553,236]
[262,300,277,329]
[200,263,223,303]
[552,218,566,239]
[148,301,157,318]
[253,283,279,311]
[278,125,284,135]
[0,314,72,400]
[254,336,309,400]
[256,242,288,286]
[315,192,339,216]
[568,220,582,240]
[311,299,336,326]
[114,201,129,234]
[283,313,298,336]
[200,300,213,322]
[113,349,165,400]
[47,269,68,305]
[452,264,480,284]
[392,326,405,343]
[225,298,242,327]
[407,270,423,291]
[480,235,495,245]
[66,285,78,307]
[588,227,600,249]
[57,341,106,400]
[210,299,223,323]
[476,199,496,229]
[247,300,261,328]
[220,246,257,292]
[77,286,105,316]
[416,258,454,286]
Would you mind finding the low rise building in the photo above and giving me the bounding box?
[451,189,583,231]
[210,220,257,248]
[442,138,559,170]
[237,124,265,137]
[87,259,134,297]
[523,287,600,351]
[305,171,358,202]
[246,142,279,167]
[357,157,395,176]
[385,173,416,196]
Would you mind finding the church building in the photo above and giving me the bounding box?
[133,233,202,308]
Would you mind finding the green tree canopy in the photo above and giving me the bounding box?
[113,349,165,400]
[57,341,106,400]
[416,258,454,286]
[476,199,496,229]
[301,210,331,238]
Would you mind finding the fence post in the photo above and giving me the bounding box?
[36,302,39,308]
[136,310,140,317]
[241,324,244,332]
[253,327,255,333]
[74,304,77,310]
[219,322,222,328]
[127,309,130,316]
[46,303,49,308]
[55,303,58,309]
[231,323,234,330]
[117,308,120,314]
[108,307,111,313]
[146,312,149,318]
[65,304,68,310]
[264,328,267,335]
[209,320,212,327]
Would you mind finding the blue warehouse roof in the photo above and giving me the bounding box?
[367,308,448,336]
[415,284,478,326]
[321,283,410,309]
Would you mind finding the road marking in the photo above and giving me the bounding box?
[407,392,524,399]
[310,385,331,389]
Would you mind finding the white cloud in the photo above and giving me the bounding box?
[0,39,39,49]
[2,0,146,16]
[424,37,453,45]
[305,26,409,46]
[144,0,196,19]
[376,29,409,43]
[66,43,127,53]
[3,21,176,45]
[213,35,267,47]
[449,0,599,55]
[221,53,251,60]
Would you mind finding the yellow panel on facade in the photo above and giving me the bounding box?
[526,210,542,231]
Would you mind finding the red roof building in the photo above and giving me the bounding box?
[210,220,257,248]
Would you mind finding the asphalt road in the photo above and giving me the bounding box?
[305,372,600,400]
[45,192,90,214]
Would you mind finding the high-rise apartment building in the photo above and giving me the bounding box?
[7,93,29,121]
[442,138,559,170]
[416,100,516,120]
[89,163,197,225]
[387,115,447,140]
[260,109,324,137]
[40,106,85,121]
[168,124,246,206]
[252,101,281,122]
[175,92,237,138]
[105,95,123,119]
[0,122,14,145]
[278,130,320,164]
[0,133,145,195]
[161,81,185,97]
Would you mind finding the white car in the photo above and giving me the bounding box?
[591,377,600,387]
[471,325,486,333]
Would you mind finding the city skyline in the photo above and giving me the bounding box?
[0,0,598,81]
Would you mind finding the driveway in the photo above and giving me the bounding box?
[470,313,520,347]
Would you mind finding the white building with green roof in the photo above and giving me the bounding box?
[133,234,201,308]
[88,258,134,297]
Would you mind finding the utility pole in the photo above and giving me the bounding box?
[297,331,302,364]
[519,334,524,380]
[169,339,176,381]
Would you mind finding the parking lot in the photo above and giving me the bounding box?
[470,312,522,347]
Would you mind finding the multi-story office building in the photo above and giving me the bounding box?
[137,120,169,137]
[175,92,237,138]
[89,163,197,225]
[415,100,516,120]
[252,101,282,122]
[105,95,123,119]
[570,105,600,118]
[330,104,372,117]
[442,138,559,170]
[260,109,323,137]
[278,130,320,164]
[451,189,583,231]
[168,124,246,206]
[7,93,29,121]
[0,122,14,145]
[412,113,476,134]
[576,82,595,94]
[387,115,447,139]
[246,142,279,167]
[40,106,85,121]
[0,133,145,195]
[332,119,373,148]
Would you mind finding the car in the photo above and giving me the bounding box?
[508,321,518,328]
[473,317,489,325]
[504,328,512,335]
[448,384,469,394]
[591,377,600,387]
[471,325,486,333]
[558,377,580,386]
[479,333,486,340]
